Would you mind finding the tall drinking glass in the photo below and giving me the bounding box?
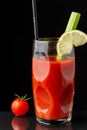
[32,37,75,125]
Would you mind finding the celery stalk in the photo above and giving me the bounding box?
[65,12,81,32]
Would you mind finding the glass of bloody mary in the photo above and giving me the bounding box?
[32,37,75,125]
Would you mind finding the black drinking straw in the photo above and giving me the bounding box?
[32,0,38,40]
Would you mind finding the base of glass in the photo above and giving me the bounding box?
[36,115,72,126]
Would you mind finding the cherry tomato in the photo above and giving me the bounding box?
[11,94,31,116]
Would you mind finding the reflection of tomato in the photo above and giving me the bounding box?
[11,116,30,130]
[11,95,30,116]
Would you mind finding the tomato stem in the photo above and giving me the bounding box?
[14,94,32,100]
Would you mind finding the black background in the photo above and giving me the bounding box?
[0,0,87,111]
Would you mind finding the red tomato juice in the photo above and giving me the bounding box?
[32,56,75,120]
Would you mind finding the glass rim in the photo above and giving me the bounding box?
[34,37,59,42]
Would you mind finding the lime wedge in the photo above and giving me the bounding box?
[57,30,87,58]
[57,32,73,58]
[70,30,87,47]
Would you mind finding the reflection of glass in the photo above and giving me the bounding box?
[32,38,75,125]
[35,122,73,130]
[11,116,30,130]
